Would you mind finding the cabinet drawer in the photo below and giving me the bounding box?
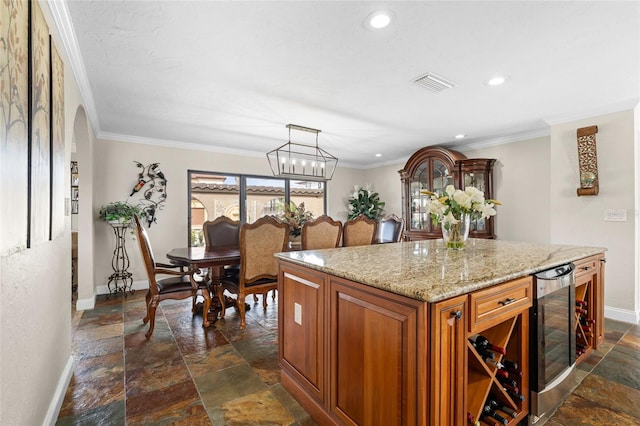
[469,276,532,333]
[574,256,598,280]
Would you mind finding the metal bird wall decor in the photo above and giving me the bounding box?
[129,161,167,226]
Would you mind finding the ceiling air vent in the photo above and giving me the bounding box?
[414,73,455,92]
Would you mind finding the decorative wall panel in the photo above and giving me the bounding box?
[29,1,50,246]
[50,37,64,239]
[1,0,29,255]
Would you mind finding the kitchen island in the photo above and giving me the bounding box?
[276,239,605,425]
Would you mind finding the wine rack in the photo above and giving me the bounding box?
[575,272,595,363]
[466,278,531,426]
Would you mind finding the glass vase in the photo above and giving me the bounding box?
[441,213,471,250]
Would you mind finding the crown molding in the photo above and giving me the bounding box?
[543,98,639,126]
[449,128,551,152]
[97,131,268,159]
[47,0,101,133]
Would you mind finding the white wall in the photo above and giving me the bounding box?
[92,140,364,289]
[550,110,637,318]
[463,137,551,243]
[0,2,86,423]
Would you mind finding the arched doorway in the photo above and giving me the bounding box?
[72,106,96,311]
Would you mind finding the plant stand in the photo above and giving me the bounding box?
[106,222,134,298]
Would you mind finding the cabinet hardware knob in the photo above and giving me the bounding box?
[581,266,591,271]
[450,310,462,320]
[498,298,516,306]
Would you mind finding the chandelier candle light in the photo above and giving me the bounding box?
[422,185,500,249]
[267,124,338,181]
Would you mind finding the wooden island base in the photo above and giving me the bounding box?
[276,246,605,425]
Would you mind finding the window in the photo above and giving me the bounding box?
[188,171,326,247]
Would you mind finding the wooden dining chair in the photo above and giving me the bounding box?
[377,214,405,243]
[203,215,240,249]
[218,215,289,329]
[133,215,211,338]
[301,215,343,250]
[343,214,377,247]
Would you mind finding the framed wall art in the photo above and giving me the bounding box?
[1,0,29,255]
[29,1,51,246]
[50,37,65,239]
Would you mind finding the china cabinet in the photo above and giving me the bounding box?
[399,146,496,240]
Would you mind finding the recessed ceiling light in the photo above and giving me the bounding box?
[365,10,394,30]
[487,76,507,86]
[375,153,382,157]
[455,134,465,139]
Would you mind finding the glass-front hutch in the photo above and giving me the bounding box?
[399,146,496,241]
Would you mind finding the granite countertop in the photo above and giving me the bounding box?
[275,239,606,303]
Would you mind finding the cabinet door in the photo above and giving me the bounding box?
[329,277,422,426]
[458,158,496,239]
[278,263,325,403]
[430,294,467,426]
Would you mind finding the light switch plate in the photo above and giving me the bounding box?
[604,209,627,222]
[294,303,302,325]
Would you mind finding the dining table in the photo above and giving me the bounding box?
[166,245,240,326]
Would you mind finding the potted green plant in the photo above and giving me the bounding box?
[98,201,143,225]
[347,186,385,220]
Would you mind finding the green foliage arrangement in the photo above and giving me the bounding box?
[280,201,314,236]
[347,186,385,220]
[98,201,143,223]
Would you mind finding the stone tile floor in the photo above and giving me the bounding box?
[58,291,639,425]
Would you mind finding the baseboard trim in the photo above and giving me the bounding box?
[96,280,148,296]
[604,305,640,324]
[75,293,95,311]
[44,355,74,425]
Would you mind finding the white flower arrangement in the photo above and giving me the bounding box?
[422,185,500,226]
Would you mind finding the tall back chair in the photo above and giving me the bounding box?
[134,215,210,338]
[301,215,343,250]
[203,216,240,249]
[377,214,405,243]
[219,215,289,329]
[343,215,377,247]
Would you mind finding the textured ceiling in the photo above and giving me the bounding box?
[61,1,640,167]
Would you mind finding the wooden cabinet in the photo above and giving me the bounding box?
[574,254,605,359]
[430,295,467,425]
[279,263,326,405]
[329,276,424,425]
[278,261,426,425]
[399,146,496,240]
[466,277,532,425]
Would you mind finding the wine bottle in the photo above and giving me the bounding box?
[482,405,508,425]
[485,358,505,370]
[479,349,496,361]
[501,358,518,370]
[487,398,518,419]
[576,307,588,316]
[479,414,500,426]
[130,179,147,196]
[501,383,519,394]
[496,376,517,388]
[495,369,508,379]
[505,388,525,401]
[467,412,480,426]
[580,318,595,326]
[469,335,507,355]
[576,300,587,307]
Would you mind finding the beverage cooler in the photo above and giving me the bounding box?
[529,263,576,424]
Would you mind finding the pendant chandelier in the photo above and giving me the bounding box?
[267,124,338,181]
